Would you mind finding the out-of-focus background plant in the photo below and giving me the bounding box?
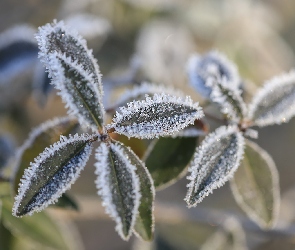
[1,0,295,249]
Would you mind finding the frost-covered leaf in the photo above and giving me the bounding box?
[210,78,247,122]
[185,125,245,207]
[0,134,15,172]
[108,93,204,139]
[248,71,295,127]
[187,51,240,99]
[52,193,79,211]
[12,117,79,195]
[36,20,104,130]
[200,217,247,250]
[2,198,75,250]
[13,134,94,217]
[109,82,185,111]
[110,140,155,241]
[0,25,38,85]
[144,136,198,189]
[95,141,141,240]
[230,140,280,229]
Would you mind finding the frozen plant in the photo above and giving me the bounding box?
[185,51,295,229]
[11,20,204,241]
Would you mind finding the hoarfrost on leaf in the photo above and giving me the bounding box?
[210,77,247,122]
[47,55,105,131]
[35,20,104,130]
[187,50,240,99]
[248,71,295,127]
[12,116,79,194]
[185,125,245,207]
[95,141,141,240]
[117,140,155,241]
[13,133,94,217]
[107,93,204,139]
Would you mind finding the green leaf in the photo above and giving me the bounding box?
[185,126,245,207]
[95,141,142,240]
[13,134,94,217]
[211,81,246,122]
[51,192,79,211]
[230,140,280,229]
[36,21,105,131]
[13,117,79,195]
[2,198,73,250]
[118,140,155,241]
[108,93,203,139]
[0,217,14,250]
[144,137,198,189]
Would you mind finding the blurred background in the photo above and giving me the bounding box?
[1,0,295,249]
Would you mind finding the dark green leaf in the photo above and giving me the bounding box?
[211,81,246,122]
[108,93,203,139]
[230,140,280,229]
[144,137,198,189]
[13,134,93,217]
[185,126,245,207]
[95,141,142,240]
[36,21,104,131]
[13,117,79,194]
[118,140,155,241]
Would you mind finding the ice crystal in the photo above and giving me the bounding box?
[110,82,185,111]
[95,142,141,240]
[46,54,104,131]
[0,24,38,84]
[248,71,295,127]
[210,77,247,122]
[185,125,244,207]
[13,133,94,217]
[187,50,240,99]
[36,20,104,130]
[107,93,204,139]
[118,140,155,240]
[12,116,78,182]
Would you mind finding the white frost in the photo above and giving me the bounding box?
[248,71,295,127]
[95,142,141,240]
[210,77,247,122]
[46,54,105,131]
[12,116,77,180]
[13,133,94,216]
[185,125,245,207]
[187,50,240,99]
[107,93,204,139]
[35,20,104,129]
